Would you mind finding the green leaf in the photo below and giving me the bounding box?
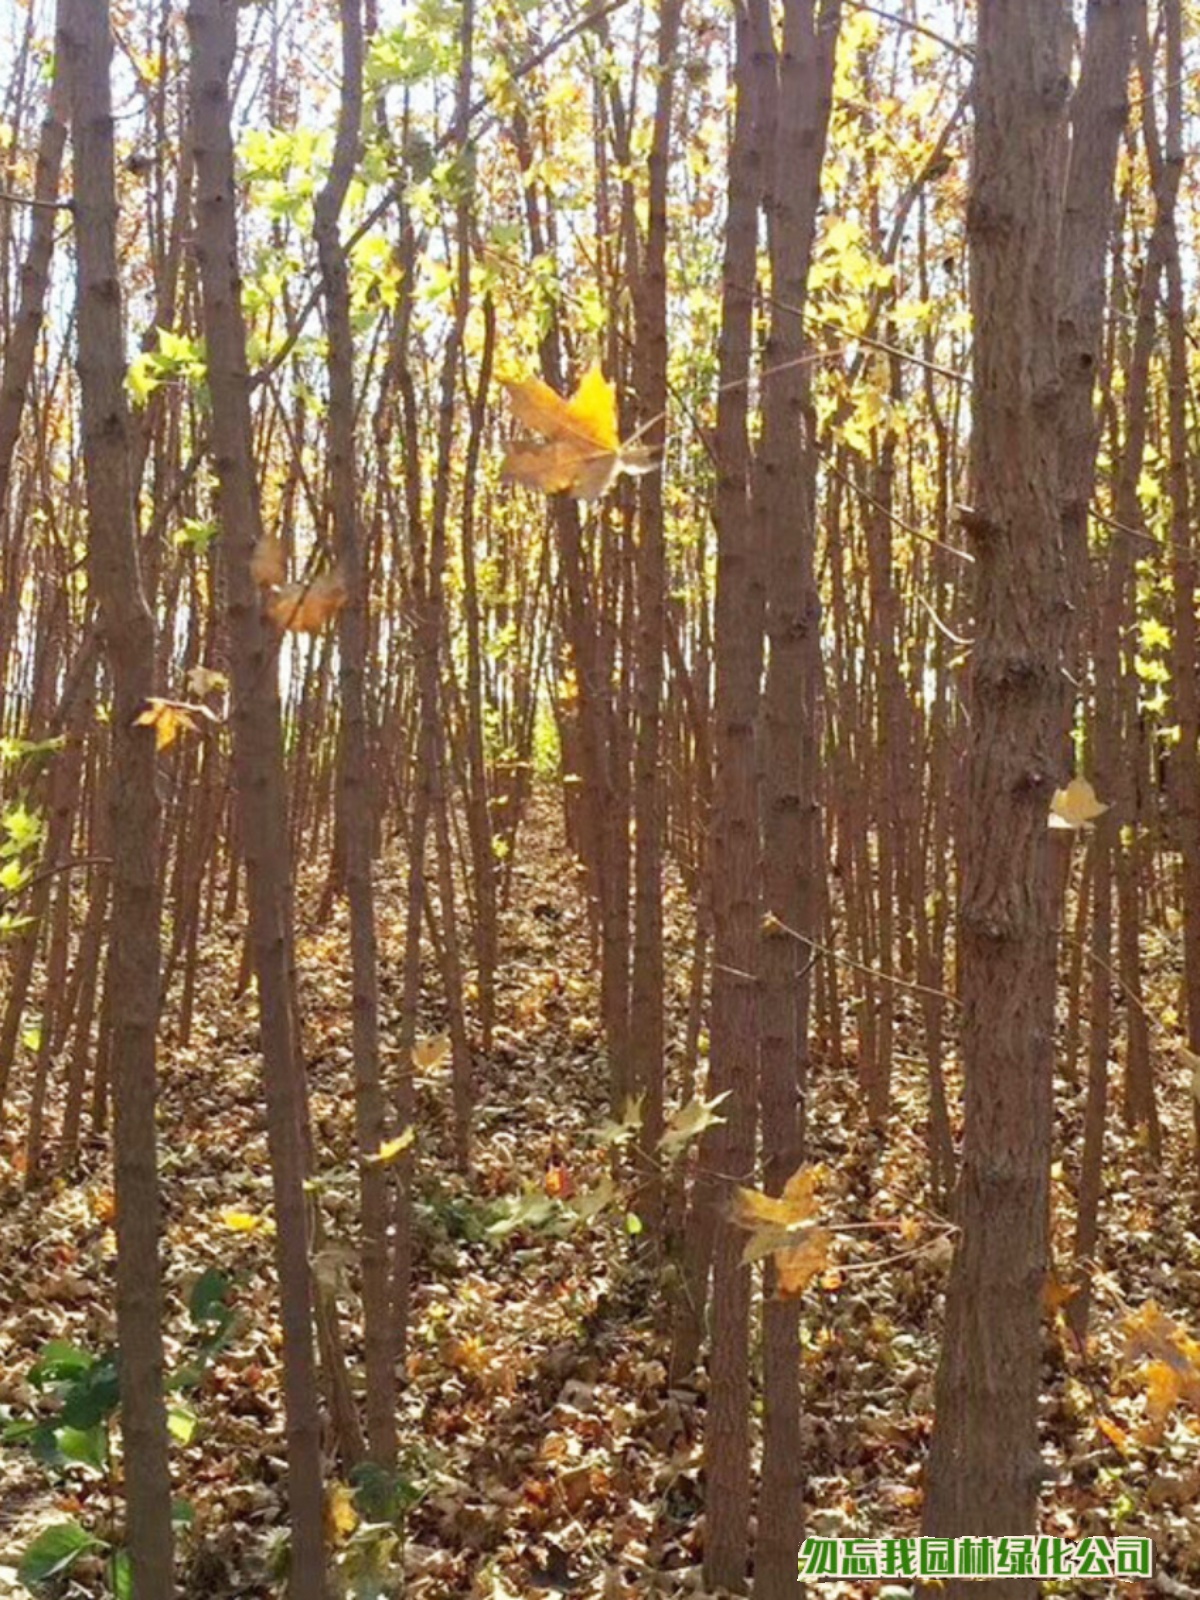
[59,1362,120,1430]
[1,803,43,857]
[29,1342,94,1388]
[29,1422,63,1467]
[55,1424,107,1473]
[349,1459,424,1523]
[486,1187,558,1239]
[126,352,159,406]
[18,1521,99,1587]
[0,859,27,893]
[109,1548,132,1600]
[594,1094,644,1147]
[1,1417,40,1445]
[174,517,219,555]
[0,735,65,775]
[172,1499,196,1528]
[188,1267,233,1327]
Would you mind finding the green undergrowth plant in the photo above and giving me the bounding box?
[1,1266,240,1595]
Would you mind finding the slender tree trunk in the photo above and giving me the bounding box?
[1159,0,1200,1161]
[628,0,681,1239]
[62,0,174,1589]
[314,0,394,1470]
[1053,0,1135,1340]
[754,4,839,1592]
[187,3,327,1592]
[919,2,1071,1591]
[0,0,68,735]
[696,5,770,1587]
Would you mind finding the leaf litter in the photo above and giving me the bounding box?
[1,792,1200,1598]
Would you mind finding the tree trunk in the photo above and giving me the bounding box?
[187,2,327,1592]
[314,0,394,1470]
[628,0,682,1239]
[696,3,770,1586]
[754,4,839,1591]
[919,1,1071,1592]
[62,0,174,1589]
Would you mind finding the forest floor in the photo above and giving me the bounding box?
[2,794,1200,1599]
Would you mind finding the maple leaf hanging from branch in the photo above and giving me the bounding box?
[729,1163,832,1300]
[499,362,661,502]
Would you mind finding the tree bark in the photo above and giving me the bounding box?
[628,0,681,1245]
[919,1,1072,1592]
[61,0,174,1589]
[314,0,394,1470]
[696,3,771,1587]
[187,2,327,1592]
[754,4,839,1591]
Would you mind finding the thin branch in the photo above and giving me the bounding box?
[0,855,112,913]
[766,914,963,1009]
[848,2,974,61]
[822,451,975,564]
[0,188,72,212]
[916,591,973,645]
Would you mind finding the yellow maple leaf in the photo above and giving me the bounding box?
[1049,775,1109,830]
[133,697,219,751]
[507,365,620,452]
[1123,1300,1200,1371]
[1042,1273,1079,1316]
[731,1163,823,1232]
[220,1209,268,1232]
[500,363,659,503]
[1121,1300,1200,1437]
[365,1126,415,1165]
[267,570,348,634]
[412,1033,451,1073]
[324,1482,358,1545]
[774,1228,832,1299]
[731,1165,831,1293]
[1143,1360,1184,1426]
[134,699,196,751]
[446,1334,489,1375]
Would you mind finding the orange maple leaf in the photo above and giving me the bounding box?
[267,571,348,634]
[500,363,660,502]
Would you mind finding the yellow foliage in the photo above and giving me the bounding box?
[220,1209,268,1233]
[324,1482,358,1545]
[365,1126,416,1166]
[730,1164,831,1295]
[412,1033,451,1073]
[1121,1300,1200,1438]
[731,1163,823,1231]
